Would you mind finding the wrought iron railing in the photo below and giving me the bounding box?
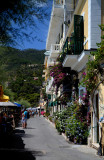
[61,14,84,63]
[51,44,60,52]
[54,0,63,5]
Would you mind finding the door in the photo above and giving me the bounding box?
[96,94,99,143]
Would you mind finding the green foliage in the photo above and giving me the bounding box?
[44,112,50,117]
[52,99,89,143]
[4,88,15,102]
[80,25,104,94]
[0,47,45,69]
[54,109,73,134]
[42,88,47,100]
[65,117,88,142]
[8,65,42,106]
[55,120,62,133]
[0,47,44,106]
[0,0,48,46]
[48,116,53,122]
[17,99,31,108]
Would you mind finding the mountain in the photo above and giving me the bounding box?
[0,47,45,71]
[0,46,45,106]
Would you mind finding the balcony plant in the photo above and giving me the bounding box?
[80,25,104,94]
[65,98,89,144]
[52,96,89,144]
[50,63,66,93]
[54,109,69,134]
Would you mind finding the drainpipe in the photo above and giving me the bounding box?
[101,122,104,155]
[63,0,66,40]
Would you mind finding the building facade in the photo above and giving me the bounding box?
[44,0,104,147]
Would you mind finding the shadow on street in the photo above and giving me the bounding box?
[0,129,36,160]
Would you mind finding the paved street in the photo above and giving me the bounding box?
[19,116,103,160]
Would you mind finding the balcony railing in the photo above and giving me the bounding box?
[54,0,63,5]
[46,78,54,93]
[60,15,84,62]
[47,57,55,67]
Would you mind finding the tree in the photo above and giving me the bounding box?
[4,88,15,102]
[0,0,49,46]
[17,99,31,108]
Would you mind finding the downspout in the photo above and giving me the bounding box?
[63,0,66,40]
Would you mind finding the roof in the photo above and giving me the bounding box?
[0,101,17,107]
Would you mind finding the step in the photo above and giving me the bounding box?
[92,143,99,150]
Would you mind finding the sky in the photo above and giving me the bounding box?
[16,1,52,51]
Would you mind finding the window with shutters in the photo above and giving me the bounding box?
[74,14,84,55]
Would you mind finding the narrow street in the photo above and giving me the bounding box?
[18,116,102,160]
[0,116,103,160]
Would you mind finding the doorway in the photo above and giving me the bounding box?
[93,93,99,143]
[96,93,99,143]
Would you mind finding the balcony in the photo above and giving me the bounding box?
[54,0,63,7]
[62,35,83,67]
[46,77,54,94]
[63,50,91,71]
[43,69,46,73]
[47,57,55,67]
[46,1,64,50]
[62,15,85,69]
[47,57,59,67]
[62,39,90,71]
[50,44,60,58]
[72,50,91,72]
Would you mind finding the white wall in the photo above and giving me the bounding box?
[88,0,101,49]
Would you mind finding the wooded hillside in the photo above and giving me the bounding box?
[0,47,45,107]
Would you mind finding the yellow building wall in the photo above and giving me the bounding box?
[77,0,88,49]
[68,0,88,49]
[99,83,104,118]
[98,0,104,118]
[101,0,104,36]
[44,57,48,81]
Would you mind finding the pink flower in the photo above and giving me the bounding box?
[83,72,86,76]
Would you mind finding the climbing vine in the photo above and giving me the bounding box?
[80,25,104,94]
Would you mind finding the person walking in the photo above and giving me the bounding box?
[24,109,28,128]
[22,112,25,128]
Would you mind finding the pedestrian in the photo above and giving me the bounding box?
[32,111,34,117]
[24,108,28,128]
[22,113,25,128]
[36,110,38,116]
[38,110,41,117]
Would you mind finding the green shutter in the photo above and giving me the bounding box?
[48,101,53,107]
[70,32,74,53]
[48,94,51,99]
[53,101,57,106]
[74,15,84,55]
[63,37,71,55]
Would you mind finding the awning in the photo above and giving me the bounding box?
[0,101,17,107]
[14,102,22,107]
